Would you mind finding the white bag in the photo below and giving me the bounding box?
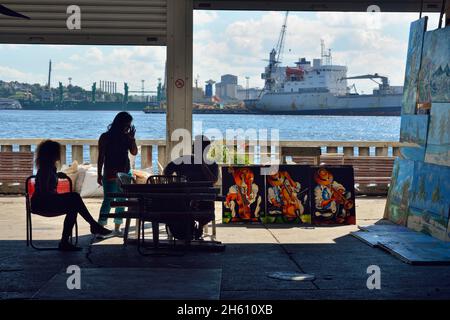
[80,168,103,198]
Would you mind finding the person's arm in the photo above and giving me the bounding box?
[97,134,105,186]
[128,125,138,156]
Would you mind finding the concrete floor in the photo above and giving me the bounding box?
[1,196,449,300]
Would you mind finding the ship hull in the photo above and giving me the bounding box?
[246,92,402,116]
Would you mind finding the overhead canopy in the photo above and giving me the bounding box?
[0,0,443,45]
[194,0,443,12]
[0,0,167,45]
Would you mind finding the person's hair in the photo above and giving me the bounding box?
[35,140,61,169]
[107,112,133,136]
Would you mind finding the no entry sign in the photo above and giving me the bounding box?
[175,78,184,89]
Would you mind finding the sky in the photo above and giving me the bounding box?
[0,10,441,94]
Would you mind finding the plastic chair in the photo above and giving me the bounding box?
[25,173,78,250]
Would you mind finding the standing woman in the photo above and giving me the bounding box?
[31,140,111,251]
[97,112,138,235]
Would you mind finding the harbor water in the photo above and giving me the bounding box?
[0,110,401,165]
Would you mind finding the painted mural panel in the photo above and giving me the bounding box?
[263,165,311,224]
[399,114,429,161]
[311,166,356,225]
[425,103,450,167]
[407,162,450,241]
[402,17,428,114]
[418,27,450,104]
[222,166,264,223]
[384,158,415,226]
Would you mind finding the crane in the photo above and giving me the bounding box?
[260,11,289,96]
[340,73,390,91]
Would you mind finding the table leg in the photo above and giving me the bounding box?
[152,222,159,248]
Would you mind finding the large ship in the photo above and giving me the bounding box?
[245,13,402,116]
[245,48,403,116]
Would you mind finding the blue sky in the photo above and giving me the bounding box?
[0,10,441,94]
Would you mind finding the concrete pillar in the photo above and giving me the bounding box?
[72,145,83,164]
[343,147,354,156]
[59,145,67,166]
[166,0,193,164]
[157,145,167,174]
[89,145,99,166]
[141,145,153,169]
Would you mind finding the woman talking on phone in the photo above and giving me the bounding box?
[97,112,138,235]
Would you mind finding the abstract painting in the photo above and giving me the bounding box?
[384,158,415,226]
[425,103,450,167]
[264,165,311,224]
[402,17,428,114]
[311,166,356,225]
[407,162,450,241]
[399,114,429,161]
[418,27,450,104]
[222,166,264,223]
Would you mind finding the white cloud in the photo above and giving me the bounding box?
[0,65,45,84]
[53,62,77,71]
[194,11,218,25]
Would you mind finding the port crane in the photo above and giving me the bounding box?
[260,11,289,96]
[340,73,390,91]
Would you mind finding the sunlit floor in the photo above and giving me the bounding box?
[1,196,449,300]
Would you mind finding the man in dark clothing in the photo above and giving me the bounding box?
[164,135,218,239]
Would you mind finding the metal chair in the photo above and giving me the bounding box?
[25,173,78,250]
[114,172,138,245]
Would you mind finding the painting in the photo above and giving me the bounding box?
[407,162,450,241]
[402,17,428,114]
[425,103,450,167]
[384,158,415,226]
[399,114,429,161]
[263,165,311,224]
[222,166,264,223]
[418,27,450,104]
[311,166,356,225]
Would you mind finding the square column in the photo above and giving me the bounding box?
[166,0,193,165]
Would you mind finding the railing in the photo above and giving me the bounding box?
[0,138,403,172]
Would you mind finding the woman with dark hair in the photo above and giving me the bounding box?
[97,112,138,234]
[31,140,111,251]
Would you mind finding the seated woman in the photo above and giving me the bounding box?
[31,140,111,251]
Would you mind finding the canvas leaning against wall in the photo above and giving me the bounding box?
[425,103,450,167]
[264,165,311,224]
[311,166,356,225]
[384,158,415,226]
[407,162,450,241]
[402,17,428,114]
[399,114,429,161]
[222,166,264,223]
[418,27,450,105]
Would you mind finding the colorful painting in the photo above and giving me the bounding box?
[222,166,264,223]
[311,166,356,225]
[399,114,429,161]
[402,17,428,114]
[384,158,415,226]
[263,165,311,224]
[425,103,450,167]
[407,162,450,241]
[418,27,450,104]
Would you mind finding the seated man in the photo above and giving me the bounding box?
[163,135,218,240]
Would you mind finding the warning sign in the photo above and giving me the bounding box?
[175,79,185,89]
